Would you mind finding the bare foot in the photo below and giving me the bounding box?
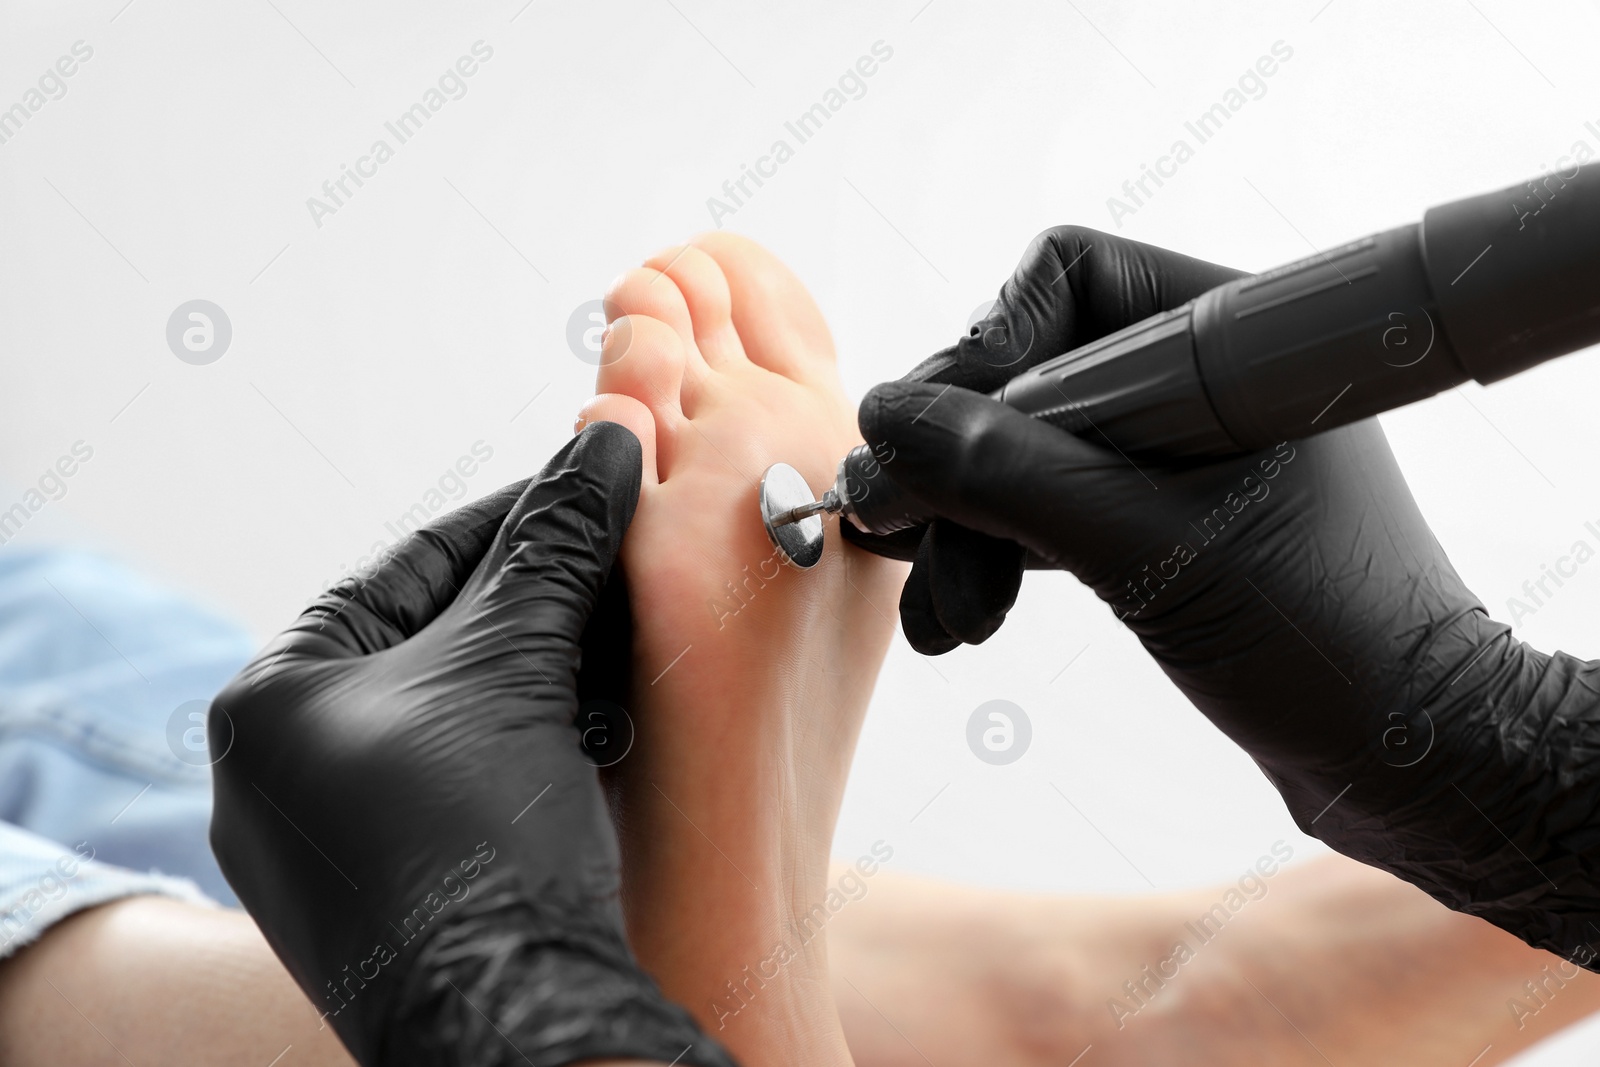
[577,233,906,1066]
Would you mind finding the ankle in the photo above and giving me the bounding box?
[706,944,850,1065]
[617,828,851,1066]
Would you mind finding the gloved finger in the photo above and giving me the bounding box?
[903,227,1248,395]
[576,566,635,765]
[839,501,1054,571]
[898,531,961,656]
[850,231,1244,568]
[465,421,643,660]
[925,519,1025,645]
[839,518,927,563]
[266,476,534,661]
[858,380,1123,565]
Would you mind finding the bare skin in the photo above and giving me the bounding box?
[0,897,352,1067]
[829,855,1600,1067]
[578,232,907,1067]
[0,897,668,1067]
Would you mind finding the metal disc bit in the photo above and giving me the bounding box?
[759,463,825,569]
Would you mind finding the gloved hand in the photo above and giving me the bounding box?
[847,226,1600,969]
[208,423,737,1067]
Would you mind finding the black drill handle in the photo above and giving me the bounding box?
[844,163,1600,538]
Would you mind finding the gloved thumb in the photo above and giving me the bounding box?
[858,380,1116,568]
[466,421,642,657]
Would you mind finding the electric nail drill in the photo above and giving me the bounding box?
[762,163,1600,568]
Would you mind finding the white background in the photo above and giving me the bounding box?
[3,0,1599,1060]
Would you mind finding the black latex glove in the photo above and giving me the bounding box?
[208,423,737,1067]
[848,226,1600,969]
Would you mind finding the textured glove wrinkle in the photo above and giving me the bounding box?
[900,342,961,388]
[467,427,639,640]
[1323,639,1600,966]
[292,587,408,659]
[471,547,603,671]
[1167,538,1600,969]
[264,476,542,668]
[382,868,736,1067]
[333,481,542,654]
[502,424,641,570]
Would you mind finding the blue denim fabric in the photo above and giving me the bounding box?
[0,820,211,958]
[0,546,257,955]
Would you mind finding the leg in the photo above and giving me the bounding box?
[0,898,353,1066]
[829,854,1600,1067]
[579,233,906,1066]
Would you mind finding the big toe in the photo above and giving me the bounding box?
[594,314,690,479]
[576,393,659,487]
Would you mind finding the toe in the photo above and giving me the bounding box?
[689,231,838,385]
[594,315,690,479]
[642,245,744,370]
[576,393,659,487]
[605,267,711,383]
